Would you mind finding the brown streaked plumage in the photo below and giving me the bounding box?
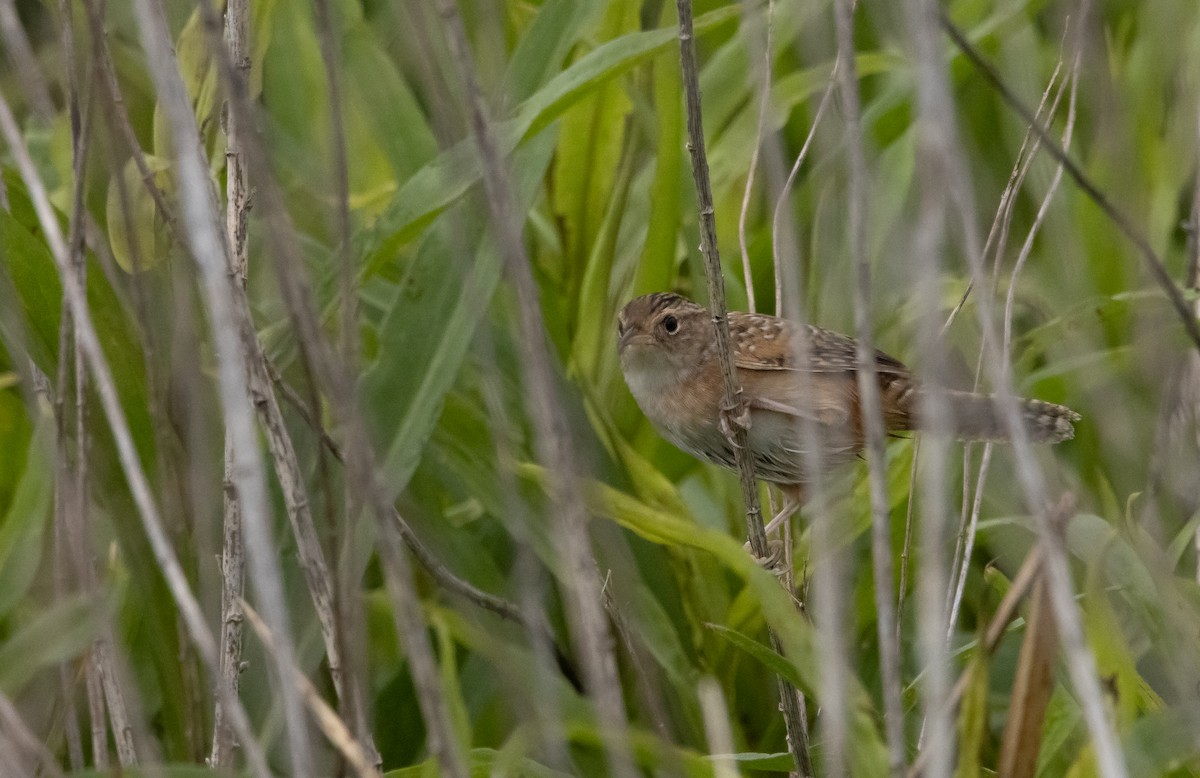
[617,292,1079,533]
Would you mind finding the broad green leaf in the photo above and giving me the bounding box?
[362,128,556,499]
[634,48,684,298]
[0,411,52,617]
[0,208,152,456]
[356,4,740,271]
[343,28,438,180]
[106,154,175,272]
[957,656,989,778]
[520,465,890,772]
[383,747,574,778]
[0,592,106,694]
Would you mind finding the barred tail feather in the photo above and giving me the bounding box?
[920,390,1080,443]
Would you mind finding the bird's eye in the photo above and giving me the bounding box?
[662,315,679,334]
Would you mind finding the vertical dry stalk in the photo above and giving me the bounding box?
[905,2,957,774]
[697,678,738,778]
[211,0,250,764]
[0,691,67,778]
[675,0,813,774]
[433,2,635,775]
[241,603,382,778]
[54,15,116,765]
[0,92,274,778]
[310,0,355,364]
[0,0,55,121]
[944,36,1072,638]
[189,0,468,770]
[771,75,835,316]
[926,10,1127,777]
[832,0,905,773]
[127,0,316,771]
[736,0,774,314]
[937,15,1200,355]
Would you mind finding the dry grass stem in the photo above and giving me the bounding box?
[0,90,274,778]
[242,602,383,778]
[833,0,904,772]
[434,1,634,774]
[676,0,813,773]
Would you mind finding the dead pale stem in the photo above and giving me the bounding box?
[946,37,1083,644]
[434,2,634,775]
[0,0,55,121]
[676,0,813,774]
[219,0,251,717]
[60,23,141,765]
[908,546,1045,777]
[241,603,382,778]
[697,679,739,778]
[192,0,467,771]
[940,43,1068,337]
[129,0,315,771]
[925,9,1127,777]
[939,13,1200,357]
[0,691,68,778]
[0,92,274,778]
[51,330,88,771]
[1188,82,1200,586]
[211,0,250,764]
[832,0,904,773]
[736,0,774,314]
[52,28,104,766]
[304,4,376,753]
[770,75,835,317]
[905,1,958,773]
[310,0,355,366]
[896,438,919,643]
[944,37,1072,638]
[997,576,1057,778]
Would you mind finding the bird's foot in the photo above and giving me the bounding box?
[718,391,752,446]
[744,538,787,575]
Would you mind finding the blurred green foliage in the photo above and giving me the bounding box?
[1,0,1200,774]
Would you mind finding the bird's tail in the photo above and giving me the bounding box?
[914,389,1079,443]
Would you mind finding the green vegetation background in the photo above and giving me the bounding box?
[1,0,1199,774]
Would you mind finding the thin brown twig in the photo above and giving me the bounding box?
[676,0,812,774]
[266,359,535,628]
[433,1,634,775]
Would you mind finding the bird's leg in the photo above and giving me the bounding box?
[745,484,804,572]
[718,388,752,447]
[763,484,803,536]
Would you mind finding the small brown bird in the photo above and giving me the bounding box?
[617,292,1079,533]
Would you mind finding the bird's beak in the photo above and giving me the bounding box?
[618,328,635,353]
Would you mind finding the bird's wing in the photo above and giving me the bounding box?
[729,312,910,376]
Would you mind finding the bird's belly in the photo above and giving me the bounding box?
[661,414,859,485]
